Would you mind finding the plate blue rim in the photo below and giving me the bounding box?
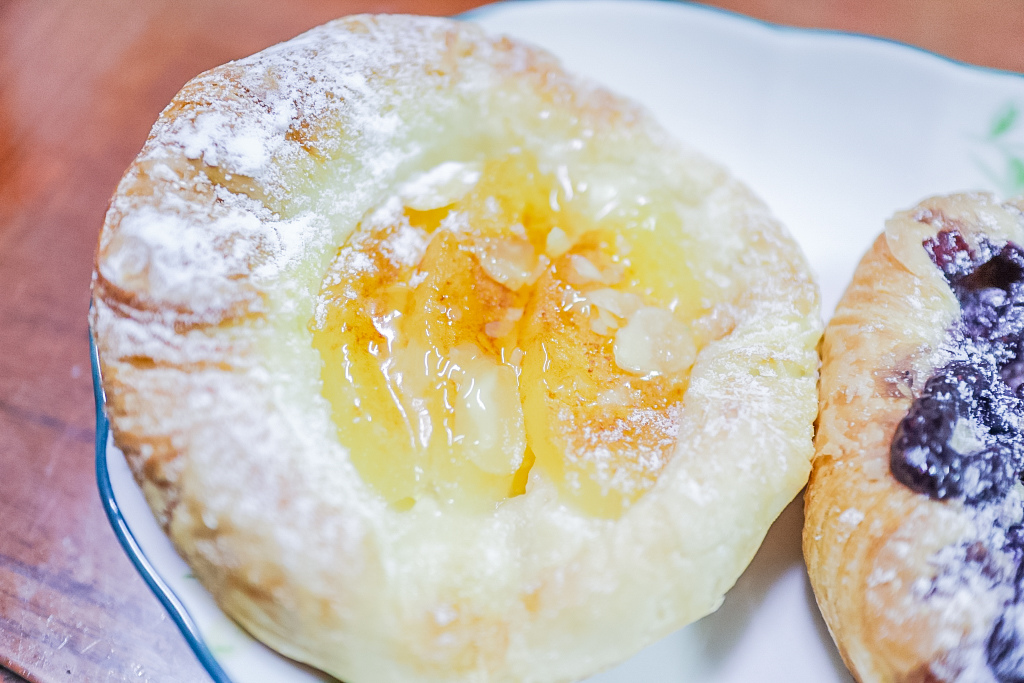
[90,3,1024,682]
[91,332,233,683]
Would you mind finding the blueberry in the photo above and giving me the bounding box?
[1005,342,1024,394]
[985,524,1024,682]
[889,388,972,502]
[953,243,1024,343]
[924,230,973,278]
[913,235,1024,681]
[960,287,1011,340]
[989,606,1024,682]
[890,363,1021,503]
[955,247,1024,296]
[891,235,1024,505]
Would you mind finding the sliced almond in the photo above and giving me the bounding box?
[449,346,526,475]
[545,226,573,258]
[473,237,538,291]
[614,307,696,376]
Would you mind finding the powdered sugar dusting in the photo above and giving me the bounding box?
[885,222,1024,679]
[838,508,864,527]
[178,112,275,177]
[99,202,265,309]
[92,14,822,682]
[561,404,683,500]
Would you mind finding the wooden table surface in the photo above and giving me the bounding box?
[3,1,1024,681]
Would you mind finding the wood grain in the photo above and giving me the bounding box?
[0,3,482,682]
[700,0,1024,73]
[1,1,1023,682]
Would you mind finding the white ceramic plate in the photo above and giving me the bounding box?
[94,1,1024,681]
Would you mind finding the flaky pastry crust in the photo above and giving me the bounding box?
[92,14,821,682]
[806,193,1024,682]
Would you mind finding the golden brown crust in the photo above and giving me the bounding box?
[805,193,1024,682]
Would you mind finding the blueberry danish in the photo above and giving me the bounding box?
[806,193,1024,682]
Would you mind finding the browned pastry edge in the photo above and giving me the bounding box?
[805,193,1024,682]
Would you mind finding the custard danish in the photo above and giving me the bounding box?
[92,14,821,682]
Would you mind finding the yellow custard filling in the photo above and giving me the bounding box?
[311,153,708,517]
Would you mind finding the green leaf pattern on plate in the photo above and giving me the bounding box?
[977,102,1024,197]
[990,103,1018,139]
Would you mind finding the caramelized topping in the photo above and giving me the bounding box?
[310,154,704,516]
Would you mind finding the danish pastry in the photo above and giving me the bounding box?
[806,193,1024,682]
[92,14,821,682]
